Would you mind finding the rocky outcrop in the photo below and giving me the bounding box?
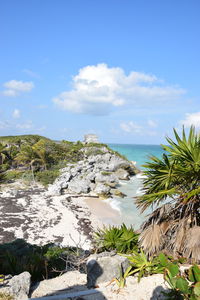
[86,252,130,288]
[48,148,138,197]
[1,272,31,300]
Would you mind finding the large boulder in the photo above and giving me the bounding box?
[114,168,130,180]
[95,173,119,185]
[94,183,110,195]
[1,272,31,300]
[86,252,130,288]
[68,178,91,194]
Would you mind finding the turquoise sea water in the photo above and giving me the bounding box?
[109,144,163,169]
[107,144,164,229]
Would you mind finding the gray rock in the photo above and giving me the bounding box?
[68,178,91,194]
[87,253,130,288]
[47,148,137,196]
[95,173,119,184]
[94,183,110,195]
[114,168,129,180]
[1,272,31,300]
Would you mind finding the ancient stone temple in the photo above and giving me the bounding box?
[83,134,99,144]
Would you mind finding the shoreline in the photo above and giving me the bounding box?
[84,197,121,226]
[0,181,123,250]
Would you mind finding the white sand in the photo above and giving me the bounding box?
[0,182,121,249]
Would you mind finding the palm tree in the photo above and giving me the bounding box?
[136,127,200,261]
[15,145,43,182]
[32,140,49,170]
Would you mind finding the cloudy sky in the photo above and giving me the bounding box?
[0,0,200,144]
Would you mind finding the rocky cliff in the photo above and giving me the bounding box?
[48,146,139,197]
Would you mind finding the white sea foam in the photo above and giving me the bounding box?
[119,180,128,185]
[136,173,147,179]
[104,198,121,213]
[136,187,144,196]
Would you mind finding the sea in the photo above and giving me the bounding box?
[107,144,164,229]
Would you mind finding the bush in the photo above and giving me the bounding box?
[35,170,60,186]
[94,224,139,253]
[163,262,200,300]
[5,170,24,181]
[0,239,86,282]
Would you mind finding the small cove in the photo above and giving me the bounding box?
[106,144,164,229]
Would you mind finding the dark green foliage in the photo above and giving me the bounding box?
[94,224,139,253]
[0,239,85,282]
[136,126,200,211]
[163,262,200,299]
[35,170,60,186]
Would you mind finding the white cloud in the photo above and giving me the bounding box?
[2,80,34,97]
[12,109,21,119]
[180,112,200,129]
[147,120,157,128]
[120,121,142,133]
[53,63,186,115]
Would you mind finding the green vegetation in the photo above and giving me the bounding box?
[101,171,112,176]
[94,224,139,253]
[163,261,200,299]
[0,239,85,282]
[135,127,200,261]
[0,134,122,186]
[35,170,60,186]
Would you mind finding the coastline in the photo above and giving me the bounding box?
[0,181,122,250]
[84,197,121,226]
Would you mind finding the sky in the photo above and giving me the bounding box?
[0,0,200,144]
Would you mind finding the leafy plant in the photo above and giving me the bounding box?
[94,224,139,253]
[124,250,167,282]
[164,263,200,300]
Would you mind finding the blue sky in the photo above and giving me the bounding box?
[0,0,200,144]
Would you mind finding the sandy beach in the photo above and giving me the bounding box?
[0,181,121,250]
[85,197,121,226]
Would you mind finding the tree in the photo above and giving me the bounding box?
[0,143,8,165]
[136,127,200,261]
[15,145,43,182]
[32,140,50,170]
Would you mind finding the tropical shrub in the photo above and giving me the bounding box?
[123,251,167,282]
[136,127,200,261]
[0,239,86,282]
[163,263,200,299]
[94,224,139,253]
[5,170,24,181]
[35,170,60,186]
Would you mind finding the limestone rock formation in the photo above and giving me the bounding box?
[1,272,31,300]
[86,252,130,288]
[48,147,138,197]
